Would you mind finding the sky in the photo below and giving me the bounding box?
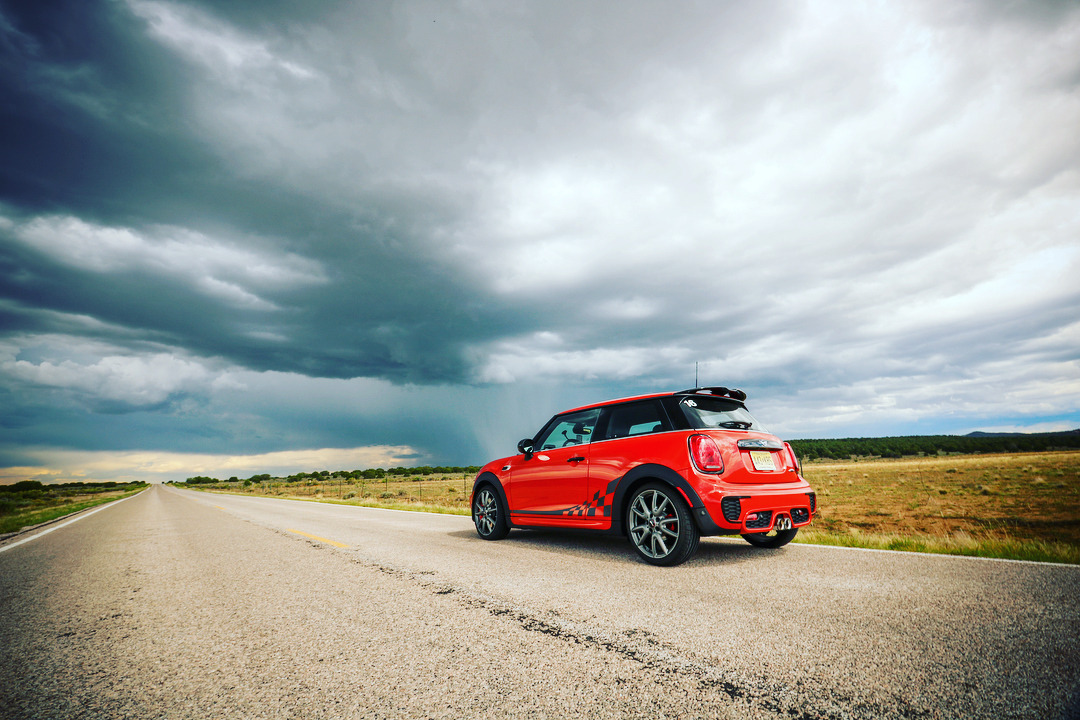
[1,0,1078,484]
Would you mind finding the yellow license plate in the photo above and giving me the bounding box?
[750,451,776,471]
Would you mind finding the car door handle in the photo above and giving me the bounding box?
[567,456,585,463]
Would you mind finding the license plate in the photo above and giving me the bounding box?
[750,451,776,471]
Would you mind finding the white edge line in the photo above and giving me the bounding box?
[0,489,147,554]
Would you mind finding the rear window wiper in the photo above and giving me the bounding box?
[717,420,752,429]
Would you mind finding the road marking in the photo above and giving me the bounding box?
[214,505,226,510]
[287,529,349,548]
[0,490,146,554]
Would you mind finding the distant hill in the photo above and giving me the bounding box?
[964,429,1080,438]
[789,429,1080,460]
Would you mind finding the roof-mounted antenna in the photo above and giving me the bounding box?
[695,361,699,388]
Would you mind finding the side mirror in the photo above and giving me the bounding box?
[517,438,535,458]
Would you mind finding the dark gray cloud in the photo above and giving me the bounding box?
[1,0,1078,481]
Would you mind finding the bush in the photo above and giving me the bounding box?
[0,481,45,493]
[185,476,219,485]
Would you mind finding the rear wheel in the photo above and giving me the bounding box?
[627,482,699,566]
[472,486,509,540]
[741,526,798,548]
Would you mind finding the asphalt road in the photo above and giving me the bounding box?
[1,485,1077,720]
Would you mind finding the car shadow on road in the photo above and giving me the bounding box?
[447,528,786,567]
[689,537,789,565]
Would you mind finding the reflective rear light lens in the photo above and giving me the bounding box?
[689,434,724,473]
[784,442,801,473]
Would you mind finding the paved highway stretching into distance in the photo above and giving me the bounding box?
[1,485,1077,719]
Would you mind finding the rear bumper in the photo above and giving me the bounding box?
[696,482,816,535]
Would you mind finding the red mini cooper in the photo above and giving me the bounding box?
[470,387,816,566]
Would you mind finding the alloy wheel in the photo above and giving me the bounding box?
[473,488,498,537]
[629,488,680,559]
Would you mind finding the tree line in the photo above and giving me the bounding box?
[0,480,148,494]
[180,466,483,485]
[789,430,1080,460]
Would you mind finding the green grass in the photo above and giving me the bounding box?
[794,528,1079,565]
[0,488,146,535]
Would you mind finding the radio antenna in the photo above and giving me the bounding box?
[695,361,699,387]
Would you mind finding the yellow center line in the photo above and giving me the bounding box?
[287,528,349,548]
[214,505,226,510]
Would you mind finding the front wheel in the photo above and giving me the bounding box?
[626,482,699,566]
[472,485,509,540]
[741,527,798,548]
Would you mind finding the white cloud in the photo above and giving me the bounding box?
[593,297,660,321]
[1,341,216,408]
[3,445,422,485]
[127,0,315,82]
[448,0,1080,313]
[474,332,689,385]
[11,215,327,310]
[760,355,1080,439]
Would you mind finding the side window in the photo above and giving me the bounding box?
[601,400,669,440]
[535,409,600,450]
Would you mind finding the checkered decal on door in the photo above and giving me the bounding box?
[560,478,621,518]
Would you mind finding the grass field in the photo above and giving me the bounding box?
[188,451,1080,564]
[0,485,148,535]
[201,474,476,513]
[797,451,1079,563]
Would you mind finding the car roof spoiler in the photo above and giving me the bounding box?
[675,387,748,402]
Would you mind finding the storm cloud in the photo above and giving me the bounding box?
[1,0,1078,481]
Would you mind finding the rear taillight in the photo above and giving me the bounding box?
[784,442,801,474]
[689,434,724,474]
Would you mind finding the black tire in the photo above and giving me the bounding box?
[626,482,699,566]
[472,485,509,540]
[741,527,798,548]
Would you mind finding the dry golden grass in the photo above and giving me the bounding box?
[236,474,474,512]
[798,451,1080,563]
[803,451,1080,542]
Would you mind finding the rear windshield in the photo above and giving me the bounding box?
[678,397,766,432]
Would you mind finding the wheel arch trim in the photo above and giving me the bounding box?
[471,472,512,524]
[609,464,723,536]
